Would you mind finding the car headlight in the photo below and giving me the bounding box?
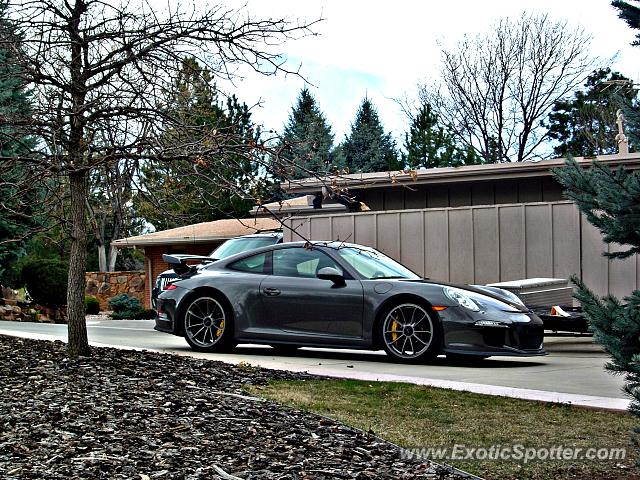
[444,287,480,312]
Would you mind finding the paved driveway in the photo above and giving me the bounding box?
[0,319,628,410]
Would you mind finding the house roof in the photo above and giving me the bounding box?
[112,217,281,248]
[282,152,640,194]
[250,194,347,216]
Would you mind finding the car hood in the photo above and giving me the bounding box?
[389,278,528,312]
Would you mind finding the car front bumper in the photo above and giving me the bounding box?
[439,307,546,356]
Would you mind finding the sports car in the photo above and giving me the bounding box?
[155,241,545,362]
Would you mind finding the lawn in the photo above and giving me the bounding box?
[249,379,638,480]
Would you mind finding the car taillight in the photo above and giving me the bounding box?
[164,284,177,290]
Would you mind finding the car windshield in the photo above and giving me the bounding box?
[210,237,278,259]
[334,247,421,280]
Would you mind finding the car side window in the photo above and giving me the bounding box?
[272,248,342,278]
[228,252,268,274]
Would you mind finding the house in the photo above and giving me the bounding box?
[112,196,348,307]
[281,153,640,299]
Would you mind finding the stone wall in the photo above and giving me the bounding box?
[85,271,145,311]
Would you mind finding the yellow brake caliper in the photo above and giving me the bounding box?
[391,317,399,344]
[216,319,224,337]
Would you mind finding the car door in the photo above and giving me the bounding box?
[259,247,364,340]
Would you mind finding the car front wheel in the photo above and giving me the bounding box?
[380,302,441,363]
[183,295,235,352]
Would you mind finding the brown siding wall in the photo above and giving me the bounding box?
[357,178,565,211]
[284,201,640,298]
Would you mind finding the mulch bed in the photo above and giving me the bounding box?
[0,335,466,479]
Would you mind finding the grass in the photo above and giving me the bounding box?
[247,379,638,480]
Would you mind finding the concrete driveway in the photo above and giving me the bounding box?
[0,318,628,411]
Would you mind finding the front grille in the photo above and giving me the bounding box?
[512,325,544,350]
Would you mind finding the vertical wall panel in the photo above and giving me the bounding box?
[448,209,474,283]
[552,203,580,280]
[608,244,637,299]
[581,216,609,297]
[310,217,331,241]
[400,212,425,276]
[376,213,401,259]
[331,215,355,242]
[499,206,526,281]
[473,207,499,284]
[354,214,377,248]
[524,204,552,278]
[285,201,638,297]
[424,210,450,281]
[288,217,311,241]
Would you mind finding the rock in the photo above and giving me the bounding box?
[3,299,17,306]
[97,283,111,295]
[117,276,128,284]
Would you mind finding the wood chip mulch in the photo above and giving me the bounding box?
[0,335,467,479]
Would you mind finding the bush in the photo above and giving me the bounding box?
[84,295,100,315]
[108,293,142,319]
[20,259,68,307]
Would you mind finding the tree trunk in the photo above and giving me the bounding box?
[97,244,107,272]
[107,244,118,272]
[67,171,91,357]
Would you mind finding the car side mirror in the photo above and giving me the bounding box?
[317,267,345,286]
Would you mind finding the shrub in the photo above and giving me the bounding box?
[20,259,68,307]
[84,295,100,315]
[108,293,142,319]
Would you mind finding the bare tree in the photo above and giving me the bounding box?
[421,13,596,163]
[0,0,319,356]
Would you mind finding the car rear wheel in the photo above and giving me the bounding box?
[183,295,235,352]
[380,302,441,363]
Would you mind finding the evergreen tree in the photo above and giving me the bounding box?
[0,1,38,283]
[549,0,640,442]
[613,0,640,45]
[341,98,400,173]
[554,159,640,426]
[137,58,267,230]
[279,87,334,179]
[402,100,482,169]
[545,68,638,157]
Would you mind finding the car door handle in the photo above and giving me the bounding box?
[263,287,281,296]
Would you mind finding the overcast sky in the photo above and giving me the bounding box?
[217,0,639,145]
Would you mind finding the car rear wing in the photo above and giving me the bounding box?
[162,254,217,276]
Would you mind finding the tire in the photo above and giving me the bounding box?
[379,301,442,363]
[182,294,235,352]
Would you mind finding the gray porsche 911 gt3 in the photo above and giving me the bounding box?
[155,241,545,362]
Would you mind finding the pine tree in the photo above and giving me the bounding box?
[554,159,640,424]
[402,101,482,169]
[341,98,400,173]
[612,0,640,45]
[0,0,37,282]
[279,87,334,179]
[137,58,266,230]
[545,68,638,157]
